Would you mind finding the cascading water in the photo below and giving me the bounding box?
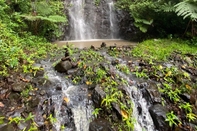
[36,60,93,131]
[108,1,118,39]
[101,52,156,131]
[65,0,119,40]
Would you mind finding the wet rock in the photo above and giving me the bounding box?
[29,97,40,108]
[0,124,15,131]
[149,104,170,131]
[67,68,78,75]
[92,85,106,107]
[184,56,193,65]
[89,118,114,131]
[39,89,46,96]
[18,122,28,130]
[179,93,190,103]
[90,45,95,50]
[61,56,71,61]
[64,47,70,57]
[6,77,15,85]
[111,59,119,66]
[54,60,73,73]
[12,82,26,92]
[101,42,106,48]
[56,86,62,91]
[139,82,162,104]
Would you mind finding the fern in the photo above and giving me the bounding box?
[160,1,175,12]
[175,0,197,20]
[36,1,53,16]
[20,15,66,23]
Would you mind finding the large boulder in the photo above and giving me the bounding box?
[54,60,73,73]
[149,104,170,131]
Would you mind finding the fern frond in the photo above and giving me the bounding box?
[175,1,197,20]
[161,2,175,12]
[36,1,53,16]
[20,15,66,23]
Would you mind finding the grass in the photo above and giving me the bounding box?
[132,39,197,61]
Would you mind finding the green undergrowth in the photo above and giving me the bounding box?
[0,21,59,77]
[131,39,197,129]
[132,39,197,62]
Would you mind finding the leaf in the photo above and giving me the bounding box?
[86,81,92,85]
[0,102,4,107]
[63,97,69,103]
[175,1,197,20]
[165,71,172,77]
[185,84,191,90]
[121,110,129,119]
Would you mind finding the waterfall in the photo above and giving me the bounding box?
[65,0,119,40]
[68,0,91,40]
[101,52,156,131]
[108,1,118,39]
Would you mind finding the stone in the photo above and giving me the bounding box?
[89,118,114,131]
[92,85,106,107]
[149,104,170,131]
[179,93,190,103]
[0,124,15,131]
[101,42,106,48]
[184,56,193,65]
[39,89,46,96]
[67,69,78,75]
[12,83,26,92]
[54,61,73,73]
[61,56,71,61]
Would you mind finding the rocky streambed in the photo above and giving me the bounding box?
[0,42,197,131]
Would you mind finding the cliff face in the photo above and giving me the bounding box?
[63,0,139,41]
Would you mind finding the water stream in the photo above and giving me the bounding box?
[101,52,156,131]
[37,46,156,131]
[38,60,93,131]
[46,0,156,130]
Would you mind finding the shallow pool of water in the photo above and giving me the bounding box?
[54,39,137,49]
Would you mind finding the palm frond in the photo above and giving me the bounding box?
[175,0,197,20]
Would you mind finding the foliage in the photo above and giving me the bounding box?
[175,0,197,20]
[115,0,192,37]
[92,108,102,118]
[0,0,67,40]
[165,111,181,127]
[131,39,197,62]
[94,0,101,6]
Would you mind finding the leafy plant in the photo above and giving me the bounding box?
[133,67,148,78]
[95,68,107,83]
[101,94,118,109]
[94,0,101,6]
[186,112,197,122]
[179,102,192,113]
[47,114,57,124]
[175,0,197,21]
[165,111,181,127]
[0,116,5,124]
[92,108,102,118]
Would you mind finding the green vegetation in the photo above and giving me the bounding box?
[94,0,101,6]
[0,0,66,130]
[116,0,197,38]
[130,38,197,129]
[165,111,181,127]
[8,113,38,131]
[132,39,197,62]
[0,0,66,76]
